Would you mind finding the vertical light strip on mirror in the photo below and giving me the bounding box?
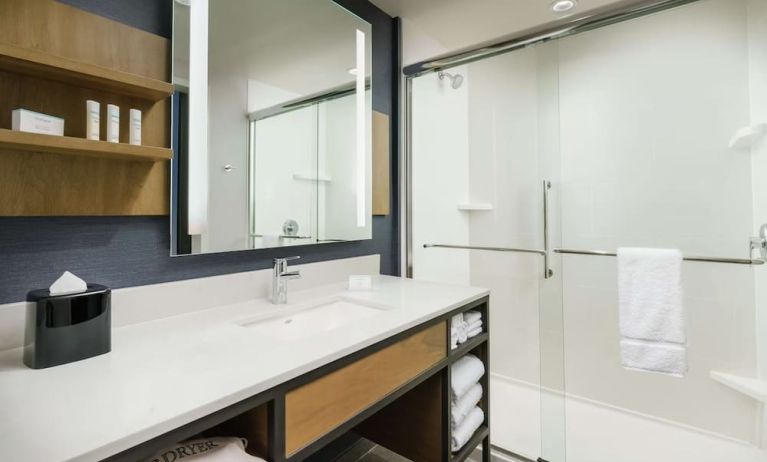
[188,0,209,235]
[355,29,366,228]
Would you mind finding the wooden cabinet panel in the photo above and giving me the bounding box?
[372,111,390,216]
[284,322,446,456]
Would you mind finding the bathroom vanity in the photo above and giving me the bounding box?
[0,273,489,462]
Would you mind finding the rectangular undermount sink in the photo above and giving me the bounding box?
[236,297,389,341]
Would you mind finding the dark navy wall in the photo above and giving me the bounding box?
[0,1,400,304]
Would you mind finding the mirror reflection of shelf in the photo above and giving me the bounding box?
[457,203,493,211]
[293,173,332,182]
[710,370,767,403]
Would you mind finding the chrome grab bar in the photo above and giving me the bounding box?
[424,245,764,266]
[423,244,545,256]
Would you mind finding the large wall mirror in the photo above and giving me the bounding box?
[172,0,373,256]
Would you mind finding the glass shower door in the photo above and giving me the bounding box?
[409,39,566,462]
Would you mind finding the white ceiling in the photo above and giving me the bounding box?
[370,0,628,64]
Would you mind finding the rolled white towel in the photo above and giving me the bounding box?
[451,328,459,350]
[451,354,485,398]
[144,437,266,462]
[451,383,483,428]
[451,406,484,452]
[463,310,481,325]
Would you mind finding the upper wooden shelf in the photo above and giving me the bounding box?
[0,129,172,162]
[0,42,173,101]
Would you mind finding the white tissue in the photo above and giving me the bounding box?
[49,271,87,296]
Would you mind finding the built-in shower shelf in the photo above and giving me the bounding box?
[729,123,767,150]
[292,173,331,182]
[710,371,767,403]
[457,203,493,211]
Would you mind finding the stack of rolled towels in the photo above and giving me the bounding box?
[450,354,485,452]
[451,310,483,350]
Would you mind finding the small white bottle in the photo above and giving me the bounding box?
[85,100,100,140]
[106,104,120,143]
[129,109,142,146]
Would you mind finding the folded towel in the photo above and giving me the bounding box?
[452,314,468,344]
[463,311,481,325]
[451,406,484,452]
[144,437,266,462]
[465,319,482,332]
[451,354,485,398]
[451,383,483,428]
[466,325,482,339]
[617,247,686,377]
[451,329,458,350]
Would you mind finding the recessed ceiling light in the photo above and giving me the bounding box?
[551,0,577,13]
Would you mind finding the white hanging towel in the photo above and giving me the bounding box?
[617,247,686,377]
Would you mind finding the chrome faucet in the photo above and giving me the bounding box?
[272,256,301,304]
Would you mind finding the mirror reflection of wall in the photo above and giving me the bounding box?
[171,0,373,256]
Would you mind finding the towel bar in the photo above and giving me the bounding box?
[553,248,764,265]
[423,244,765,266]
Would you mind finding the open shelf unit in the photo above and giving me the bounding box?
[448,300,490,462]
[0,129,171,162]
[0,42,173,102]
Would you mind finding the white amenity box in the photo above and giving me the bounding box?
[11,109,64,136]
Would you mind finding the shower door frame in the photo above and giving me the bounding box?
[402,0,700,280]
[401,1,706,460]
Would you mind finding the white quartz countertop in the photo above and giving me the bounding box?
[0,276,487,462]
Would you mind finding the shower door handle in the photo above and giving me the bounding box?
[543,180,554,279]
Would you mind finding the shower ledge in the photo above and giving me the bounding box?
[710,371,767,403]
[457,203,493,211]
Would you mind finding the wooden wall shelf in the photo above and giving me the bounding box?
[0,129,172,162]
[0,42,173,102]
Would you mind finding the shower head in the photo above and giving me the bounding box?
[438,71,464,89]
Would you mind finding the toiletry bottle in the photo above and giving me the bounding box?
[106,104,120,143]
[86,100,100,141]
[129,109,142,146]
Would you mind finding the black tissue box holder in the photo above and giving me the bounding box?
[24,284,111,369]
